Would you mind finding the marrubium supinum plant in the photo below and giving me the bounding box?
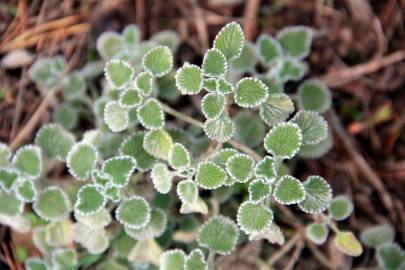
[0,22,367,270]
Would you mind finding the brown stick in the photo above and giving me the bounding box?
[243,0,260,41]
[318,50,405,87]
[328,109,396,221]
[267,232,303,266]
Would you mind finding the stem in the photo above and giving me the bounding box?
[207,250,216,270]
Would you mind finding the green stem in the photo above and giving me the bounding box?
[207,250,216,270]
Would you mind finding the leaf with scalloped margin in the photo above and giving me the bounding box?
[202,48,227,77]
[226,154,255,183]
[142,46,173,77]
[204,114,234,142]
[329,195,353,221]
[104,101,129,132]
[175,64,203,95]
[254,156,277,182]
[257,34,283,66]
[33,187,71,222]
[264,122,302,159]
[259,94,294,127]
[125,208,167,240]
[306,223,329,245]
[202,92,226,120]
[0,191,23,216]
[119,88,142,108]
[35,124,75,161]
[116,196,151,229]
[249,179,272,203]
[213,22,244,61]
[169,143,191,170]
[15,179,37,203]
[0,168,19,192]
[297,80,331,114]
[274,175,305,205]
[96,32,122,60]
[12,145,42,180]
[212,148,238,167]
[235,77,268,108]
[151,163,173,194]
[185,249,206,270]
[177,180,198,204]
[74,184,106,215]
[143,129,173,160]
[298,175,332,214]
[67,143,98,180]
[237,201,273,234]
[105,60,134,89]
[120,133,156,171]
[196,162,227,189]
[102,155,136,187]
[277,26,312,59]
[160,249,186,270]
[290,110,328,145]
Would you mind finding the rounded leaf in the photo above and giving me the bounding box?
[234,111,265,147]
[264,122,302,159]
[290,110,328,145]
[256,34,283,66]
[232,42,257,73]
[33,187,71,222]
[201,92,226,120]
[134,71,153,96]
[67,143,98,180]
[142,45,173,77]
[277,26,312,59]
[213,22,244,61]
[196,162,227,189]
[254,156,277,182]
[175,64,203,95]
[137,98,165,130]
[274,175,305,205]
[119,88,142,108]
[298,175,332,214]
[259,94,294,127]
[298,131,333,159]
[25,258,49,270]
[62,71,86,100]
[185,249,206,270]
[297,80,331,113]
[105,60,134,89]
[96,32,122,60]
[0,143,11,167]
[151,163,173,194]
[51,248,77,269]
[53,103,78,130]
[226,154,255,183]
[116,196,151,229]
[277,57,307,82]
[377,243,405,270]
[334,231,363,257]
[125,208,167,240]
[104,101,129,132]
[248,179,272,203]
[0,168,19,192]
[177,180,198,204]
[217,78,233,95]
[169,143,191,170]
[235,77,268,108]
[237,201,273,234]
[160,249,186,270]
[197,216,239,255]
[202,48,227,77]
[203,114,235,142]
[306,223,329,245]
[143,129,173,160]
[102,156,136,187]
[212,148,238,167]
[329,195,353,221]
[360,224,395,248]
[15,179,37,203]
[0,191,23,216]
[12,145,42,180]
[35,124,75,161]
[74,184,106,215]
[75,208,111,228]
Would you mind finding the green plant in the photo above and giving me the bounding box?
[0,22,365,270]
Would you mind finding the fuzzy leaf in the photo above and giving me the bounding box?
[203,78,217,92]
[104,101,129,132]
[196,162,227,189]
[297,80,331,113]
[360,224,395,248]
[151,30,180,52]
[329,195,353,221]
[51,248,77,269]
[72,223,108,254]
[0,143,11,167]
[0,191,23,216]
[277,57,307,82]
[201,92,226,120]
[12,145,42,180]
[237,201,273,234]
[151,163,173,194]
[74,184,105,215]
[45,219,72,247]
[249,179,272,203]
[274,175,305,205]
[175,64,203,95]
[119,88,142,108]
[15,179,37,203]
[180,198,208,215]
[104,184,121,202]
[142,46,173,77]
[202,48,227,77]
[254,156,277,182]
[234,111,265,147]
[249,223,285,245]
[226,154,255,183]
[91,170,109,186]
[197,216,239,255]
[62,71,86,100]
[96,32,122,60]
[217,78,233,95]
[120,133,156,171]
[137,98,165,130]
[125,208,167,240]
[306,223,329,245]
[298,131,333,159]
[264,122,302,159]
[235,77,268,108]
[105,60,134,89]
[212,148,238,167]
[277,26,312,59]
[143,129,173,160]
[298,175,332,214]
[122,24,140,47]
[377,243,405,270]
[185,249,206,270]
[232,42,257,73]
[102,156,136,187]
[134,71,153,96]
[67,143,98,180]
[177,180,198,204]
[0,168,19,192]
[25,258,49,270]
[35,124,75,160]
[259,94,294,127]
[291,110,328,145]
[334,231,363,257]
[257,34,283,66]
[204,114,235,142]
[169,143,191,170]
[213,22,244,61]
[33,187,71,221]
[53,103,78,130]
[75,208,111,228]
[116,196,151,229]
[160,249,186,270]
